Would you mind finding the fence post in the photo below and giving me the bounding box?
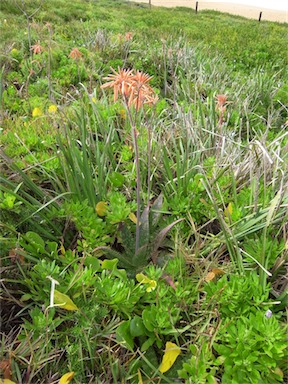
[258,11,262,22]
[149,0,151,9]
[195,1,198,13]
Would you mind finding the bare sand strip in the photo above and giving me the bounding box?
[134,0,288,23]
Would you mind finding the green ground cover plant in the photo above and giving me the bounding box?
[0,0,287,383]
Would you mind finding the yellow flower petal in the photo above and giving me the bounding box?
[136,273,157,292]
[59,372,75,384]
[146,280,157,292]
[32,107,42,117]
[159,342,181,373]
[48,104,58,114]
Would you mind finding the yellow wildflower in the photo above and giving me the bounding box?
[32,107,42,117]
[136,273,157,292]
[119,108,126,119]
[48,104,58,114]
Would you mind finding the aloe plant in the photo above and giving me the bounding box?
[94,195,183,274]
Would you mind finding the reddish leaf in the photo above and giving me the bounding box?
[161,273,176,290]
[9,248,24,264]
[151,218,184,263]
[0,359,12,380]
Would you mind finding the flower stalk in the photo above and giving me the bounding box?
[101,67,158,254]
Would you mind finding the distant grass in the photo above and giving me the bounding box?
[1,0,287,72]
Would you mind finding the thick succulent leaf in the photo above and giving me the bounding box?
[133,243,151,268]
[119,222,136,258]
[150,194,163,229]
[139,206,150,248]
[93,246,134,268]
[151,218,184,263]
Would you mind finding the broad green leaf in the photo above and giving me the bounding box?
[25,231,46,254]
[142,308,155,332]
[84,256,100,272]
[46,241,58,255]
[101,258,118,270]
[130,316,146,337]
[54,290,78,311]
[116,321,134,351]
[109,172,125,187]
[59,372,75,384]
[159,342,181,373]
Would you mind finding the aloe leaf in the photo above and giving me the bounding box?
[119,222,135,258]
[94,245,134,268]
[139,206,149,248]
[151,218,184,263]
[150,194,163,229]
[133,243,151,268]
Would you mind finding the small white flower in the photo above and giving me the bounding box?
[265,309,273,318]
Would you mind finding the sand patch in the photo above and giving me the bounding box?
[134,0,288,23]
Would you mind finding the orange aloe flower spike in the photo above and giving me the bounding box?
[31,41,43,54]
[129,71,154,110]
[101,67,134,102]
[69,48,82,60]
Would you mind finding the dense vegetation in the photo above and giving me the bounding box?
[0,0,287,383]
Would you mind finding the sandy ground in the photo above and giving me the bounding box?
[134,0,288,23]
